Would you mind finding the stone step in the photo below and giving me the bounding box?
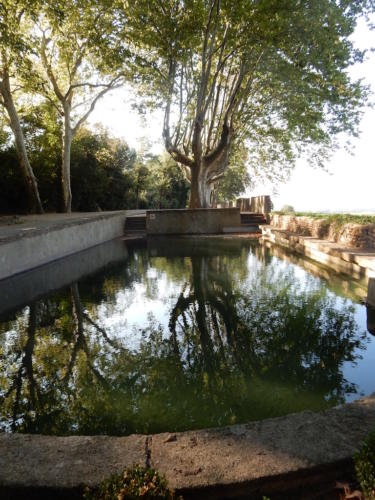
[261,225,375,280]
[241,215,267,224]
[125,216,146,230]
[223,225,261,233]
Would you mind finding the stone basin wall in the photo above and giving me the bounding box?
[270,214,375,249]
[146,208,241,234]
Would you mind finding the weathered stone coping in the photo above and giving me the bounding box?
[270,213,375,249]
[0,211,134,245]
[262,226,375,280]
[1,394,374,499]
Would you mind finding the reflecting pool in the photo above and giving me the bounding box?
[0,237,374,435]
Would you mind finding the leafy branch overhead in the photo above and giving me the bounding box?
[119,0,373,207]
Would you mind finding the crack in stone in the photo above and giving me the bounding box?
[145,435,152,468]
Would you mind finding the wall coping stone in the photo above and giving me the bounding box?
[147,208,239,213]
[0,211,129,245]
[1,394,375,498]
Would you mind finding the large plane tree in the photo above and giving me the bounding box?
[120,0,372,208]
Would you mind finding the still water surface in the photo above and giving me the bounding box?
[0,237,374,435]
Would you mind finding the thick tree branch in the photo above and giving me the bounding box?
[163,58,194,168]
[40,33,64,103]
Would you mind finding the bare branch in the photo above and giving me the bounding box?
[69,40,87,83]
[40,82,63,116]
[72,76,123,135]
[197,0,219,118]
[82,312,124,351]
[206,81,221,152]
[204,120,232,166]
[163,58,194,168]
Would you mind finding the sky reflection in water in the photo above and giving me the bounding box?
[0,237,374,436]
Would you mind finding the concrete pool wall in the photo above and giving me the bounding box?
[0,238,131,315]
[146,207,241,234]
[1,212,375,498]
[0,209,242,280]
[0,211,129,280]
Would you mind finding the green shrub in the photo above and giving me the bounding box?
[83,464,180,499]
[280,204,295,214]
[354,430,375,499]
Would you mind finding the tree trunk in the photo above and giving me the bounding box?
[189,162,214,209]
[135,179,139,209]
[0,77,43,214]
[62,108,73,213]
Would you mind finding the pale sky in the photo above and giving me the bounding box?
[89,15,375,213]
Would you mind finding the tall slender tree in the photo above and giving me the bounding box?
[30,1,125,212]
[0,0,43,213]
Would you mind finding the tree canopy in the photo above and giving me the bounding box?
[117,0,373,207]
[0,0,374,212]
[0,123,189,213]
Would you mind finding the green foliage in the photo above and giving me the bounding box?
[0,123,189,213]
[294,213,375,227]
[120,0,373,193]
[83,465,178,499]
[215,148,251,203]
[0,146,29,213]
[144,154,189,209]
[2,0,375,210]
[354,429,375,500]
[280,205,295,215]
[70,128,137,211]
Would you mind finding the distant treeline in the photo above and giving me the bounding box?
[0,126,190,213]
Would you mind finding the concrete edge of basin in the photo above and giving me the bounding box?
[0,212,129,280]
[1,394,374,499]
[0,211,128,244]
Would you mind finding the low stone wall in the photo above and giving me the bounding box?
[270,214,375,249]
[262,226,374,279]
[146,208,241,234]
[236,195,272,214]
[0,239,129,316]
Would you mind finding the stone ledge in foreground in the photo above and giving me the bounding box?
[151,394,375,497]
[0,434,147,498]
[0,394,375,499]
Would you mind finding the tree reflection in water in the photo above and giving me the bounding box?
[0,239,370,435]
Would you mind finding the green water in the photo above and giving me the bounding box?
[0,237,374,435]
